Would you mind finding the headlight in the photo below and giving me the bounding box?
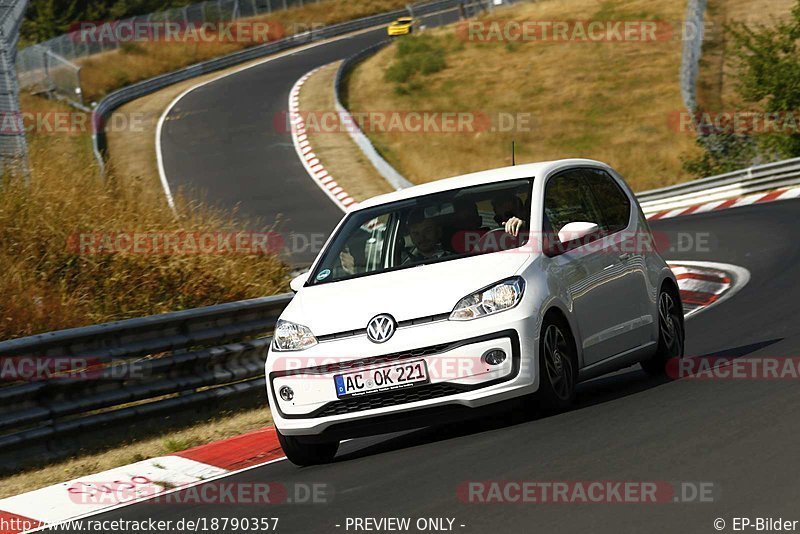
[449,277,525,321]
[272,319,318,351]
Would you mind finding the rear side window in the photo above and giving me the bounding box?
[583,169,631,233]
[544,168,631,241]
[543,169,604,238]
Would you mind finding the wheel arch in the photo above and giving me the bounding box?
[541,301,584,368]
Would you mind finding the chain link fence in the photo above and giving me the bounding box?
[0,0,30,179]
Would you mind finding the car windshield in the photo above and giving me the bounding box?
[308,179,533,285]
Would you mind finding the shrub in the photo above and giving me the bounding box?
[384,34,446,93]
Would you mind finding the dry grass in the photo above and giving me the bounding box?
[78,0,411,102]
[347,0,703,192]
[299,63,394,201]
[0,95,288,339]
[698,0,796,111]
[0,407,273,499]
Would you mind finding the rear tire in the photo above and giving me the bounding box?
[535,316,578,414]
[641,286,685,376]
[276,429,339,466]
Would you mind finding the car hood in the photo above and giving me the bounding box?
[283,251,531,336]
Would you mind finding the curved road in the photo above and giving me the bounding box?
[145,14,800,534]
[160,12,459,266]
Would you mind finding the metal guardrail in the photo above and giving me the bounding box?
[91,0,463,171]
[0,294,291,472]
[636,157,800,213]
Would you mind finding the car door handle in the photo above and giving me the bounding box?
[618,253,631,262]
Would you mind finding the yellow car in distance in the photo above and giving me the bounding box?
[387,16,416,36]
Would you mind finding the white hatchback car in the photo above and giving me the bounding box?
[266,159,684,465]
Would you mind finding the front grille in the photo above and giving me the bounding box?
[313,383,466,417]
[282,343,451,376]
[316,313,449,342]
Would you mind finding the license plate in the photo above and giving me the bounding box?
[334,360,429,398]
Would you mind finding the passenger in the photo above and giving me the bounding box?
[402,209,446,264]
[336,233,368,276]
[444,198,488,253]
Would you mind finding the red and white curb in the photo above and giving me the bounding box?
[667,260,750,318]
[289,68,358,212]
[0,427,284,534]
[645,186,800,221]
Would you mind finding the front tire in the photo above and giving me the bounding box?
[276,429,338,466]
[536,317,578,414]
[641,287,685,376]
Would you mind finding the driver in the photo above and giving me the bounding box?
[402,209,446,264]
[491,192,528,237]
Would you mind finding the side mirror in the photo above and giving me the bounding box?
[545,222,600,257]
[557,221,600,244]
[289,272,309,293]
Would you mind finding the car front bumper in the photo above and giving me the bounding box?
[265,309,540,437]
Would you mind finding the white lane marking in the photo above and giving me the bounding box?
[22,456,287,533]
[663,207,689,219]
[692,199,727,213]
[732,193,762,207]
[2,456,227,525]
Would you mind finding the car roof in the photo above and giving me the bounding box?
[396,17,413,21]
[351,158,612,211]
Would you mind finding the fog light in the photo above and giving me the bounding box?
[483,349,507,366]
[279,386,294,402]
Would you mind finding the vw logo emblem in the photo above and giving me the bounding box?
[367,314,396,343]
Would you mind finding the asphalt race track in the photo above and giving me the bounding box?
[159,11,459,266]
[77,198,800,533]
[145,14,800,534]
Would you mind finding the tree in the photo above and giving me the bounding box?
[728,0,800,159]
[683,1,800,177]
